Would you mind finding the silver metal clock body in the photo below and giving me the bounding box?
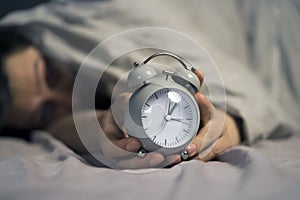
[124,60,200,156]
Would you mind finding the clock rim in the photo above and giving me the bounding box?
[126,82,200,155]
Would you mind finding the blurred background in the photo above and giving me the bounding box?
[0,0,49,18]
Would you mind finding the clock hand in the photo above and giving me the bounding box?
[165,98,176,121]
[166,98,171,116]
[164,103,177,122]
[169,117,190,125]
[169,117,182,121]
[168,103,178,115]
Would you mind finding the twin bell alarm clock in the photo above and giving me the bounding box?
[124,52,203,160]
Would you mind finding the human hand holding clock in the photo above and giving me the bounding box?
[103,52,241,168]
[185,69,241,161]
[120,52,241,167]
[48,52,240,169]
[101,93,181,169]
[136,68,240,163]
[107,68,240,167]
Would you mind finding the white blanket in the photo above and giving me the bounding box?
[0,0,300,199]
[0,132,300,200]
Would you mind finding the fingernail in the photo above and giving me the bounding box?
[125,141,139,152]
[186,144,197,156]
[149,156,164,166]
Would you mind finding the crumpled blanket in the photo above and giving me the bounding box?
[0,131,299,200]
[0,0,300,199]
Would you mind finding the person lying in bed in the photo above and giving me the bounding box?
[0,26,241,168]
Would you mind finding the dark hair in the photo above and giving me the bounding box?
[0,25,35,137]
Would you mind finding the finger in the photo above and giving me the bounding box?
[196,134,230,162]
[164,154,182,166]
[185,93,213,158]
[112,137,141,152]
[195,93,212,124]
[186,124,209,157]
[186,118,224,158]
[100,110,125,140]
[111,93,131,130]
[196,114,240,161]
[102,124,124,140]
[101,137,141,158]
[192,67,204,85]
[117,152,165,169]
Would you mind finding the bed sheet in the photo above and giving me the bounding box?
[0,131,299,200]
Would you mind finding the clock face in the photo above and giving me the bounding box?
[141,88,199,148]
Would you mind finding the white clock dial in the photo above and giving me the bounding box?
[141,88,198,148]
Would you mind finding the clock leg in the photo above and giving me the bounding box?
[137,149,147,158]
[181,150,189,160]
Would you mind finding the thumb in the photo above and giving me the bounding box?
[195,93,212,125]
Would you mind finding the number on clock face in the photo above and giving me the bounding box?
[141,88,198,148]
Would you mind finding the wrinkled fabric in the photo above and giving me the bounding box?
[0,132,299,200]
[0,1,300,199]
[1,0,298,143]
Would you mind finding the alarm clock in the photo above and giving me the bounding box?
[124,52,202,160]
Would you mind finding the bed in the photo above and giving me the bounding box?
[1,0,300,199]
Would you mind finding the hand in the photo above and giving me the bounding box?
[184,93,240,161]
[47,93,179,169]
[99,93,180,169]
[184,68,241,161]
[92,93,162,169]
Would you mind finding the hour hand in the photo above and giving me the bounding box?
[166,98,171,115]
[168,103,177,115]
[165,99,176,118]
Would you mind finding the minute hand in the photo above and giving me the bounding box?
[170,117,190,125]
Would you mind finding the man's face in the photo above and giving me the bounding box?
[3,47,73,129]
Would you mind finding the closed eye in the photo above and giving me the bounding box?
[40,101,54,127]
[34,60,42,93]
[45,63,60,89]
